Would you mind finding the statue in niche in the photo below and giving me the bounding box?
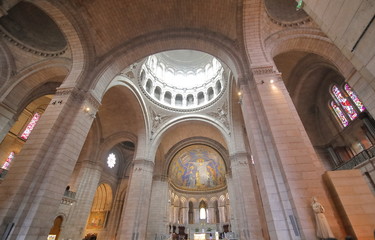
[311,197,335,239]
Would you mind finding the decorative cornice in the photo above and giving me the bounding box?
[0,27,68,57]
[169,179,227,195]
[137,65,228,113]
[133,159,155,171]
[153,174,168,182]
[54,87,101,110]
[268,16,311,28]
[251,65,277,75]
[230,152,250,165]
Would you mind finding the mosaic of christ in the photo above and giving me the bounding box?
[169,145,226,191]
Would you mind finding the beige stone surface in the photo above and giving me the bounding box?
[324,170,375,240]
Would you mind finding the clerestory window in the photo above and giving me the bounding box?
[330,84,365,128]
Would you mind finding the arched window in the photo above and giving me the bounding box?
[107,153,116,168]
[199,207,206,220]
[331,85,357,120]
[199,201,207,220]
[330,101,349,127]
[344,83,365,112]
[1,152,15,170]
[21,112,41,140]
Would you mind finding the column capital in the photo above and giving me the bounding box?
[250,65,278,76]
[55,87,101,111]
[229,151,250,166]
[152,174,168,182]
[133,159,154,171]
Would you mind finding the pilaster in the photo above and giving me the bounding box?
[59,160,103,240]
[240,66,345,239]
[0,103,16,143]
[0,87,100,240]
[228,152,263,240]
[117,159,154,240]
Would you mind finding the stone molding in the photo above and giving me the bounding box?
[152,174,168,182]
[55,87,101,110]
[133,159,155,172]
[251,65,277,75]
[230,151,250,166]
[163,136,230,177]
[0,27,68,57]
[266,13,311,28]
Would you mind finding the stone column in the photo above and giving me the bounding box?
[169,204,174,224]
[182,207,188,225]
[173,206,179,224]
[146,176,169,239]
[117,159,154,240]
[218,206,225,223]
[0,87,99,240]
[0,103,16,144]
[59,160,102,240]
[207,207,215,224]
[227,152,263,240]
[194,209,199,224]
[101,177,129,240]
[240,67,345,239]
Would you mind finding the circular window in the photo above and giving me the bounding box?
[107,153,116,168]
[140,50,226,111]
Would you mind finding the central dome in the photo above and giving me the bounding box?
[140,50,226,111]
[168,145,226,192]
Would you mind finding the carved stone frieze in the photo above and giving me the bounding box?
[207,101,230,130]
[230,152,250,166]
[133,159,155,172]
[0,27,67,57]
[55,87,101,110]
[251,66,277,75]
[150,108,171,135]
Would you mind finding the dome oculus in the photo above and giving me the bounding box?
[140,50,226,110]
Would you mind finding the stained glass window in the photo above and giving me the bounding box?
[331,85,357,120]
[107,153,116,168]
[330,101,349,127]
[1,152,15,170]
[21,113,41,140]
[199,207,206,219]
[344,83,365,112]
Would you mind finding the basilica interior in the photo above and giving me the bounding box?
[0,0,374,240]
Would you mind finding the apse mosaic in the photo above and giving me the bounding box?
[169,145,226,191]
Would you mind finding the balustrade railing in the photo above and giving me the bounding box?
[335,145,375,170]
[61,189,76,205]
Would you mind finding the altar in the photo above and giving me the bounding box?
[193,233,206,240]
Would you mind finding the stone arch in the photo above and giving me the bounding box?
[0,39,16,91]
[162,136,230,178]
[101,77,149,158]
[89,29,250,101]
[151,116,231,162]
[91,183,114,212]
[173,195,180,207]
[180,197,188,208]
[209,197,219,207]
[265,30,355,78]
[96,131,137,167]
[1,58,70,112]
[243,0,268,64]
[29,0,94,88]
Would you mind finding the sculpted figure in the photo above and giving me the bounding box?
[311,197,335,239]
